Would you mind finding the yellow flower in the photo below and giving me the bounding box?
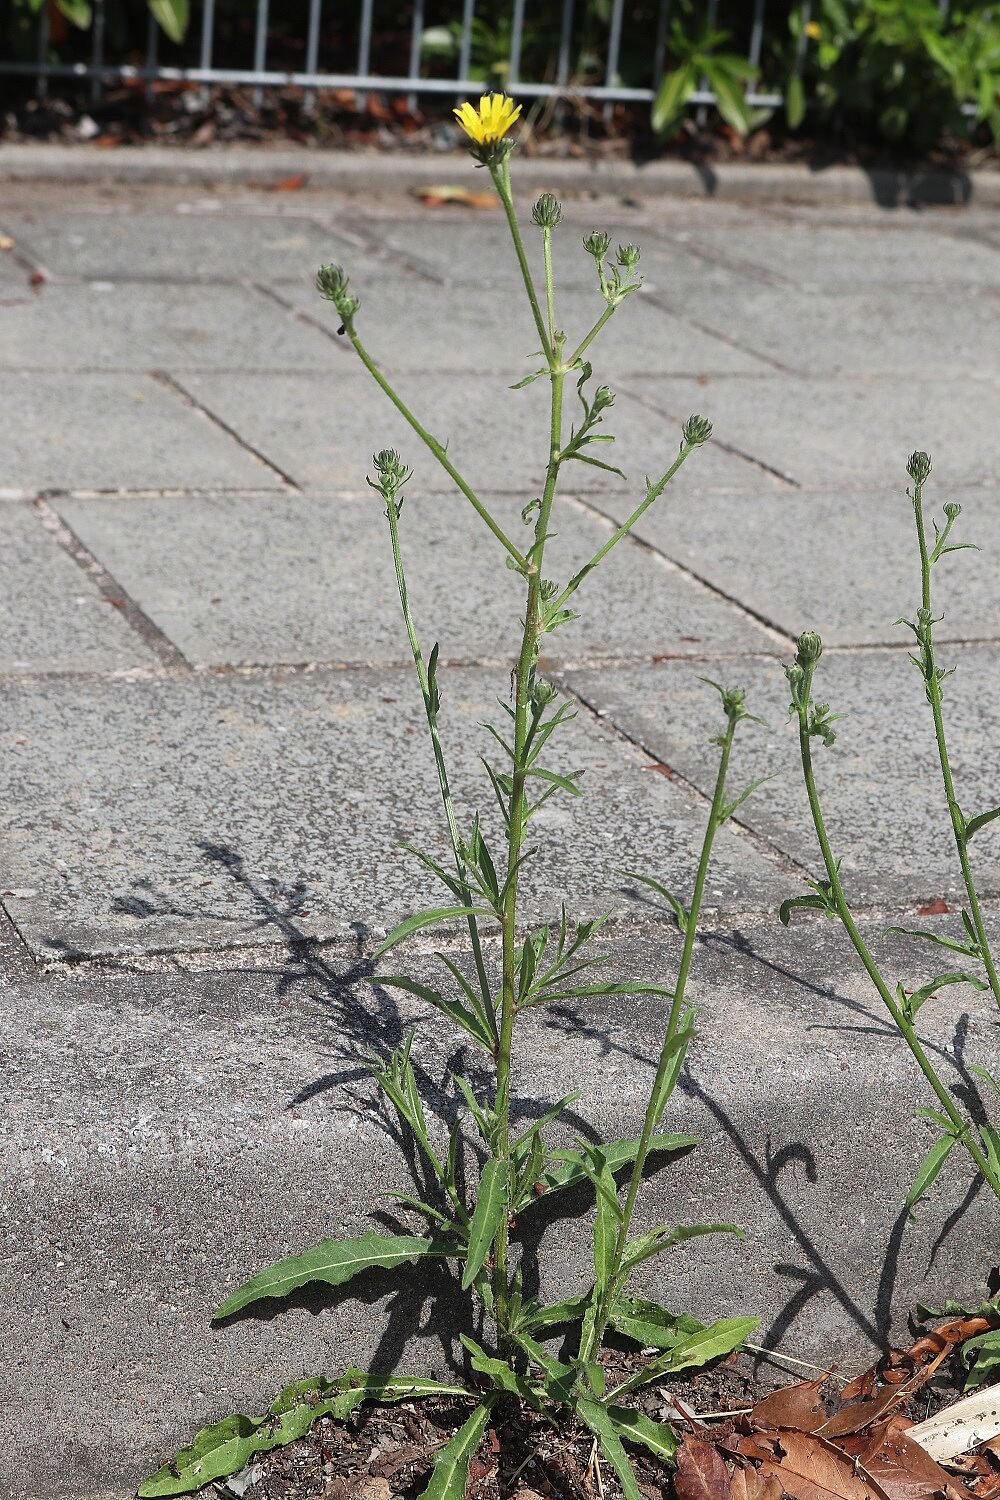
[453,93,522,147]
[804,20,821,38]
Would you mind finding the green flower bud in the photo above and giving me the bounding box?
[592,385,615,413]
[944,501,961,521]
[540,578,558,600]
[531,193,563,229]
[617,243,641,268]
[907,451,932,484]
[316,263,360,325]
[683,414,713,447]
[531,678,558,707]
[795,630,824,667]
[583,230,610,261]
[371,448,410,491]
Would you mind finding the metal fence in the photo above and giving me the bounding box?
[0,0,796,111]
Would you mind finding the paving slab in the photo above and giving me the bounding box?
[673,220,1000,289]
[350,211,746,292]
[2,209,355,282]
[0,280,343,372]
[3,923,999,1496]
[183,369,775,493]
[54,491,777,668]
[562,647,1000,908]
[593,485,1000,647]
[286,274,769,376]
[656,283,1000,378]
[0,372,279,494]
[0,502,157,675]
[621,374,1000,489]
[0,666,786,961]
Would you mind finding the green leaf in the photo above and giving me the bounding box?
[460,1336,545,1409]
[779,892,832,925]
[966,806,1000,841]
[214,1232,462,1319]
[576,1399,642,1500]
[622,869,689,932]
[607,1405,679,1462]
[148,0,188,42]
[591,1148,621,1292]
[902,970,988,1019]
[906,1133,957,1211]
[462,1159,510,1290]
[520,1292,590,1331]
[620,1221,743,1274]
[786,71,806,128]
[980,1123,1000,1177]
[721,775,774,823]
[378,975,494,1051]
[887,925,981,960]
[525,765,584,796]
[652,61,698,135]
[610,1317,759,1398]
[55,0,91,25]
[373,905,491,959]
[535,1132,697,1199]
[611,1296,705,1349]
[419,1400,495,1500]
[960,1327,1000,1390]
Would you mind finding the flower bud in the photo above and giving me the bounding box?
[683,414,713,447]
[617,243,641,268]
[583,230,610,261]
[592,385,615,413]
[540,578,558,600]
[531,193,563,229]
[531,678,558,707]
[944,501,961,521]
[907,451,932,484]
[372,448,409,491]
[316,263,360,325]
[795,630,823,667]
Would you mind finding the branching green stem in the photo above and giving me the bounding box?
[569,303,619,367]
[911,478,1000,1011]
[794,670,1000,1199]
[385,501,496,1042]
[576,707,743,1365]
[491,156,553,365]
[348,327,529,571]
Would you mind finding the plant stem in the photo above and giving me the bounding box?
[492,233,566,1346]
[569,302,619,367]
[795,678,1000,1199]
[491,156,553,365]
[577,709,741,1365]
[385,501,496,1042]
[912,479,1000,1011]
[347,327,530,571]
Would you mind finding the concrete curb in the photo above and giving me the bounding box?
[1,142,998,206]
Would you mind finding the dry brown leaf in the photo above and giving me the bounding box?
[752,1378,829,1433]
[856,1416,973,1500]
[675,1436,735,1500]
[754,1428,881,1500]
[732,1466,786,1500]
[413,185,498,209]
[270,173,308,192]
[821,1385,909,1439]
[917,899,950,916]
[0,234,14,251]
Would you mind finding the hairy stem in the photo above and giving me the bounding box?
[912,479,1000,1011]
[385,502,496,1041]
[348,327,529,571]
[491,155,553,365]
[795,675,1000,1199]
[577,708,741,1365]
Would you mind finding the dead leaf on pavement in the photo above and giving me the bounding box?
[917,898,950,915]
[413,184,498,209]
[675,1436,735,1500]
[752,1377,829,1433]
[753,1428,876,1500]
[270,173,308,192]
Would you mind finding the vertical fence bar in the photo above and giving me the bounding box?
[199,0,216,107]
[603,0,624,122]
[90,0,105,104]
[407,0,425,113]
[35,1,50,100]
[554,0,574,122]
[509,0,526,87]
[794,0,812,74]
[457,0,475,85]
[252,0,269,106]
[145,9,159,105]
[652,0,671,90]
[356,0,374,107]
[304,0,322,108]
[748,0,766,68]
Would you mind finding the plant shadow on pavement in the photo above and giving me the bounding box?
[57,836,943,1376]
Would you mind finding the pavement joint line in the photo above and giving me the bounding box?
[0,901,44,981]
[251,278,354,353]
[641,289,799,377]
[563,490,798,652]
[40,484,288,499]
[656,229,799,292]
[619,382,802,487]
[154,369,303,490]
[551,666,813,886]
[31,497,193,673]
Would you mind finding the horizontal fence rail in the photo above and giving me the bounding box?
[0,0,793,111]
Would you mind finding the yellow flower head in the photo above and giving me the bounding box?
[804,20,821,38]
[453,93,522,147]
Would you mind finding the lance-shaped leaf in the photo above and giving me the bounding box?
[214,1232,462,1319]
[530,1132,697,1202]
[906,1132,959,1211]
[373,905,492,959]
[609,1316,759,1398]
[460,1336,545,1408]
[620,1220,743,1274]
[462,1159,510,1289]
[611,1296,706,1350]
[419,1400,496,1500]
[966,806,1000,841]
[518,1292,590,1332]
[378,975,494,1051]
[607,1405,679,1462]
[887,924,981,960]
[620,869,690,934]
[576,1399,642,1500]
[899,969,988,1021]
